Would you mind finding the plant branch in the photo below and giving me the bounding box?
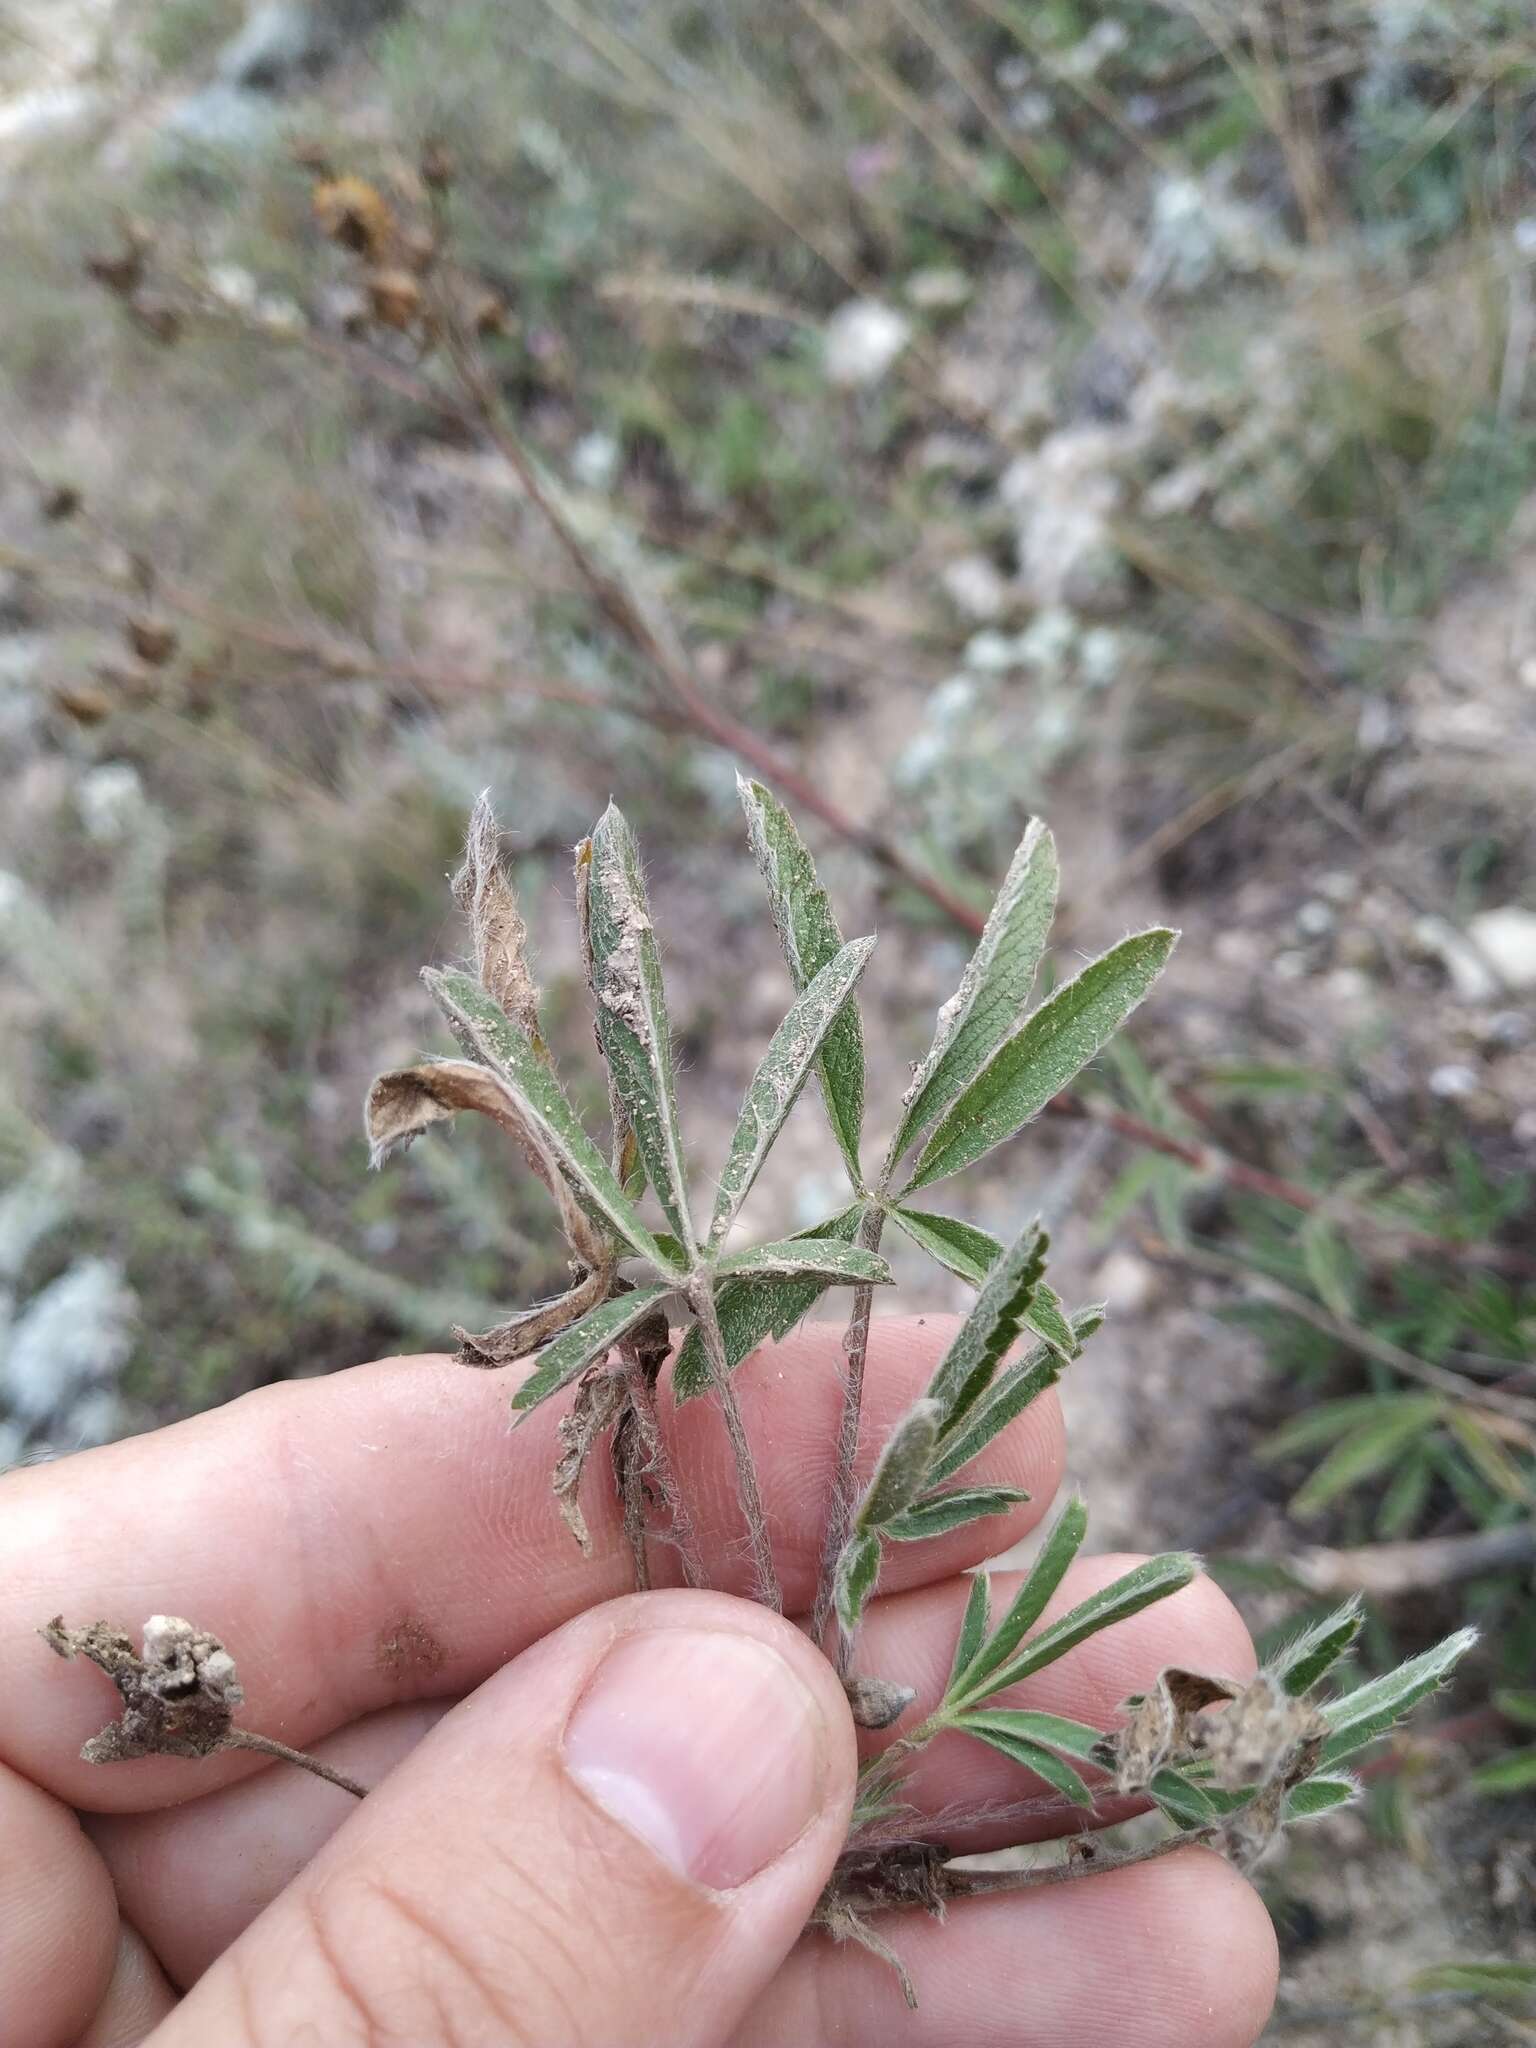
[222,1728,367,1798]
[810,1203,887,1667]
[688,1280,782,1612]
[1138,1234,1536,1428]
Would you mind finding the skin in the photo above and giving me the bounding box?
[0,1315,1278,2047]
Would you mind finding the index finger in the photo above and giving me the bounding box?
[0,1315,1063,1809]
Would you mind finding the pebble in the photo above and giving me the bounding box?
[1296,900,1336,938]
[1466,906,1536,993]
[823,300,913,388]
[1428,1063,1479,1100]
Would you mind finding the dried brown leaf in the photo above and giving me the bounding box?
[1108,1667,1241,1794]
[1189,1672,1327,1793]
[365,1058,604,1268]
[455,1266,611,1368]
[453,795,544,1048]
[554,1366,629,1552]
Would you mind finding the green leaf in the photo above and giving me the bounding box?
[424,968,676,1271]
[1494,1688,1536,1729]
[1022,1281,1081,1362]
[1149,1766,1248,1825]
[961,1551,1200,1705]
[925,1349,1062,1487]
[889,1206,1001,1285]
[1271,1599,1365,1697]
[708,937,876,1246]
[950,1495,1087,1699]
[955,1721,1094,1806]
[510,1285,675,1414]
[834,1528,882,1634]
[948,1572,990,1695]
[1284,1774,1360,1821]
[1259,1393,1422,1461]
[856,1399,943,1530]
[1320,1628,1478,1768]
[739,777,865,1182]
[586,804,695,1251]
[1290,1398,1443,1518]
[955,1706,1108,1763]
[1300,1212,1358,1321]
[892,818,1059,1160]
[926,1216,1049,1429]
[885,1485,1030,1541]
[1470,1746,1536,1795]
[713,1238,892,1285]
[1410,1962,1536,2001]
[670,1205,864,1403]
[904,928,1178,1191]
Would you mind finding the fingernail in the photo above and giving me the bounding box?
[563,1628,830,1890]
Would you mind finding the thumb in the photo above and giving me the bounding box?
[151,1590,857,2048]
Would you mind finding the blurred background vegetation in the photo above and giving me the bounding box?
[1,1,1534,2035]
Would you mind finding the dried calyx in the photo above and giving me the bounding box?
[42,1615,368,1798]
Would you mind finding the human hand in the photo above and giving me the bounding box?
[2,1317,1277,2046]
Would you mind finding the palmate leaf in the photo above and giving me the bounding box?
[855,1399,943,1531]
[713,1238,892,1284]
[423,968,677,1272]
[510,1284,675,1415]
[884,1485,1030,1541]
[708,936,876,1246]
[586,803,695,1251]
[887,1206,1001,1284]
[956,1720,1094,1807]
[835,1528,882,1634]
[956,1546,1199,1709]
[948,1572,991,1692]
[670,1204,864,1403]
[948,1495,1087,1703]
[903,928,1178,1193]
[925,1218,1048,1429]
[891,818,1059,1161]
[889,1208,1084,1363]
[1289,1396,1444,1517]
[739,778,865,1183]
[926,1346,1062,1488]
[1319,1628,1478,1769]
[1270,1599,1364,1698]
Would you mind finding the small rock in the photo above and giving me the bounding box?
[160,83,276,153]
[1466,906,1536,993]
[1517,654,1536,691]
[1412,915,1502,1004]
[1325,968,1373,1007]
[0,1259,137,1424]
[1295,901,1335,939]
[941,555,1009,621]
[1513,1109,1536,1147]
[1428,1063,1479,1100]
[1271,950,1310,981]
[823,300,912,388]
[1314,870,1357,905]
[1094,1249,1158,1315]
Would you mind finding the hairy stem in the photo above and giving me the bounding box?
[612,1403,652,1592]
[688,1281,782,1612]
[810,1202,888,1668]
[222,1728,367,1799]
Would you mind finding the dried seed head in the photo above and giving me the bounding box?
[1189,1672,1327,1793]
[127,617,177,667]
[553,1365,630,1553]
[311,176,395,262]
[42,1615,244,1763]
[843,1674,918,1730]
[1106,1666,1241,1795]
[366,267,424,330]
